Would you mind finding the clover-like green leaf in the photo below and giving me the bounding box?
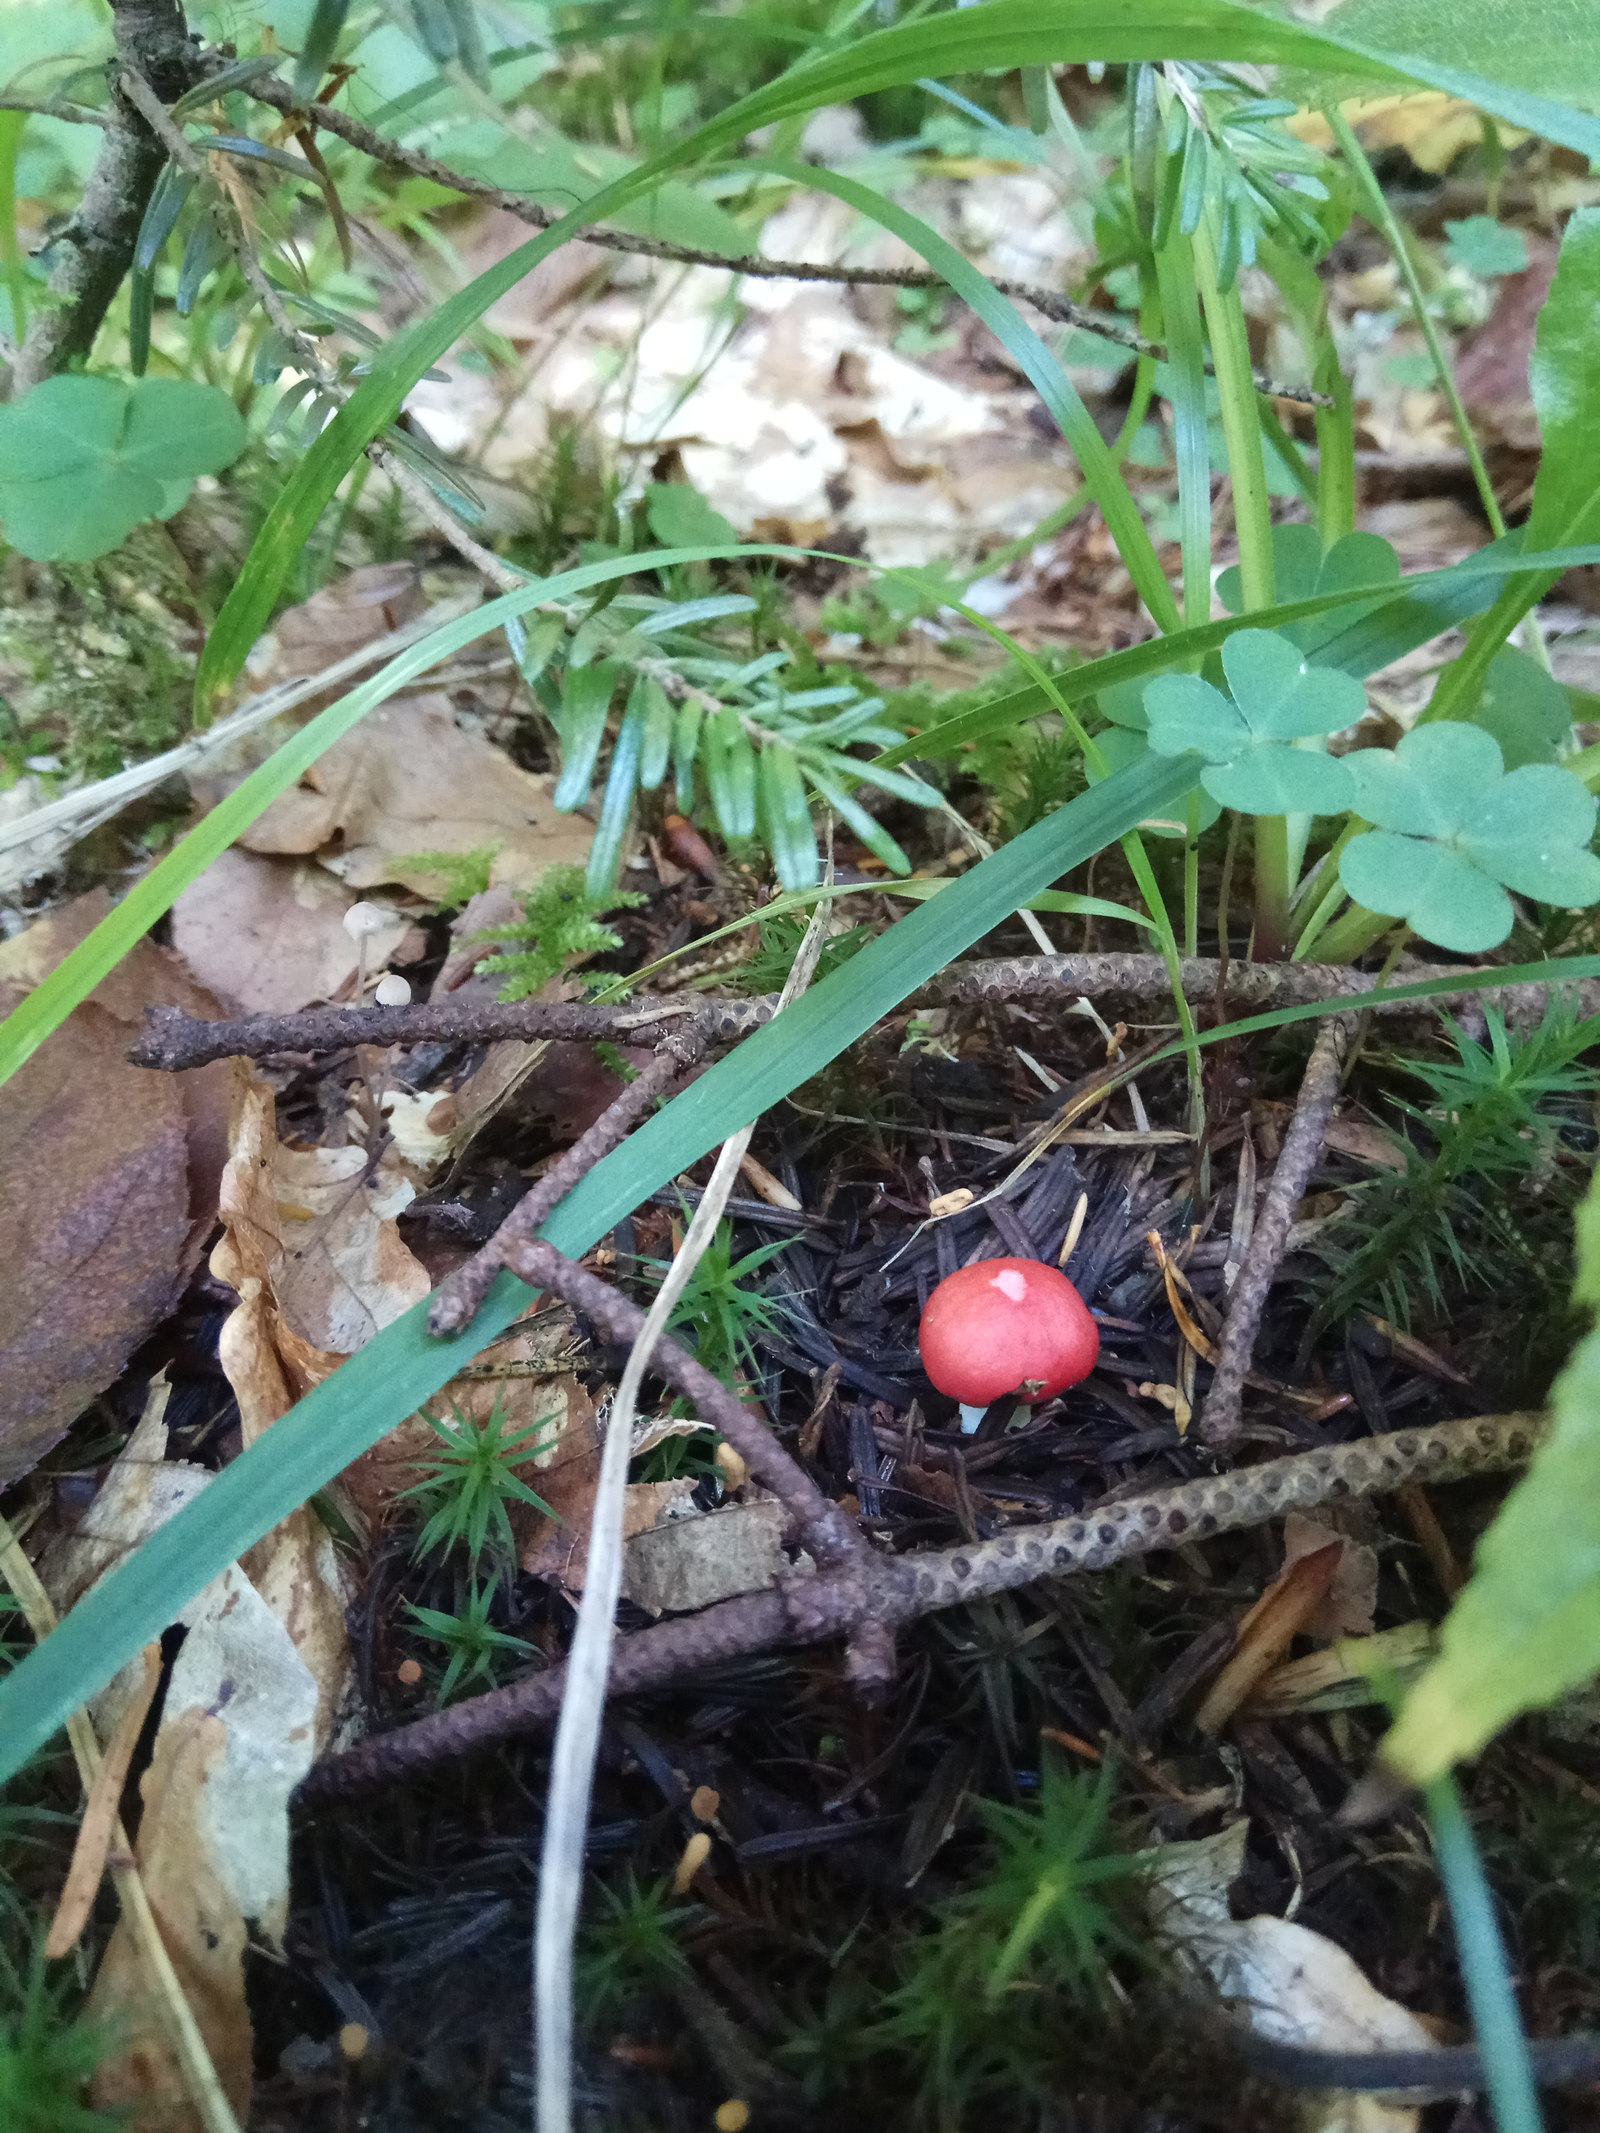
[1473,645,1573,768]
[1142,628,1363,816]
[1340,723,1600,951]
[1085,725,1222,837]
[1216,526,1401,653]
[0,374,247,562]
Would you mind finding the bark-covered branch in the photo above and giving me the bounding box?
[298,1409,1541,1802]
[7,1,201,393]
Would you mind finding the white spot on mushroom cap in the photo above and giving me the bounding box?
[990,1268,1029,1303]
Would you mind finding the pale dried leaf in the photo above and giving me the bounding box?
[1148,1823,1438,2133]
[87,1709,254,2133]
[622,1493,793,1615]
[1283,1512,1379,1641]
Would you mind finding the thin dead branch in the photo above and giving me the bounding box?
[235,71,1331,406]
[1198,1016,1354,1447]
[299,1408,1542,1802]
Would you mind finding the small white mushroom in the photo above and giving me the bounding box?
[373,973,412,1007]
[341,900,393,1005]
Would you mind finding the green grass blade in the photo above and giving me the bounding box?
[0,749,1202,1784]
[873,537,1600,767]
[0,544,795,1089]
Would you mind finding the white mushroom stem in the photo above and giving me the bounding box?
[958,1402,987,1435]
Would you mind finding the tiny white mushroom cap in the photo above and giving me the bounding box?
[373,973,412,1007]
[342,900,391,940]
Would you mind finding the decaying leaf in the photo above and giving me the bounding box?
[212,1066,430,1373]
[217,692,591,893]
[622,1492,793,1615]
[171,847,410,1016]
[1148,1822,1441,2133]
[0,892,235,1485]
[87,1708,253,2133]
[43,1386,323,2132]
[1195,1539,1348,1735]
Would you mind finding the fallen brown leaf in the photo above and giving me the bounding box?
[219,692,591,893]
[88,1708,253,2133]
[171,848,410,1016]
[1195,1541,1346,1735]
[0,1002,190,1487]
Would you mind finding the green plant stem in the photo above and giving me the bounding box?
[1328,109,1506,544]
[1314,895,1400,965]
[1330,112,1552,675]
[1153,230,1213,631]
[0,111,28,335]
[1193,205,1293,955]
[1313,337,1357,547]
[1423,1774,1546,2133]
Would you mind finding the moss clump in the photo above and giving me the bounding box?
[0,527,199,784]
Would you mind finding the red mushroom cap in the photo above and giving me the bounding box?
[918,1257,1099,1409]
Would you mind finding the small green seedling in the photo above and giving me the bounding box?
[403,1583,537,1706]
[398,1399,559,1569]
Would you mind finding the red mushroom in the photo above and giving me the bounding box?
[918,1257,1099,1433]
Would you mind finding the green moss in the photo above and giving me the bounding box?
[0,528,197,784]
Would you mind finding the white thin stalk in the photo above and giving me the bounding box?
[533,856,835,2133]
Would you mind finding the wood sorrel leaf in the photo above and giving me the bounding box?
[0,375,246,562]
[1144,628,1364,815]
[1341,724,1600,950]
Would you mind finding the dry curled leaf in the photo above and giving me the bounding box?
[219,692,591,893]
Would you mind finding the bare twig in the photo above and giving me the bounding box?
[505,1241,861,1570]
[1198,1016,1354,1447]
[299,1410,1542,1802]
[0,97,111,128]
[8,0,200,392]
[120,65,535,598]
[129,995,709,1071]
[428,1033,705,1336]
[236,72,1330,406]
[130,950,1600,1076]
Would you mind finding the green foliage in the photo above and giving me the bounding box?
[1473,647,1574,770]
[396,1399,559,1569]
[873,1760,1142,2123]
[646,1218,799,1391]
[1445,215,1531,278]
[404,1582,537,1706]
[1339,725,1600,954]
[0,375,245,562]
[575,1873,697,2024]
[544,624,936,894]
[644,482,736,549]
[0,1954,119,2133]
[477,865,646,1003]
[389,845,499,911]
[1312,1004,1600,1328]
[1143,626,1365,814]
[731,909,875,996]
[1153,68,1340,290]
[1385,1148,1600,1781]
